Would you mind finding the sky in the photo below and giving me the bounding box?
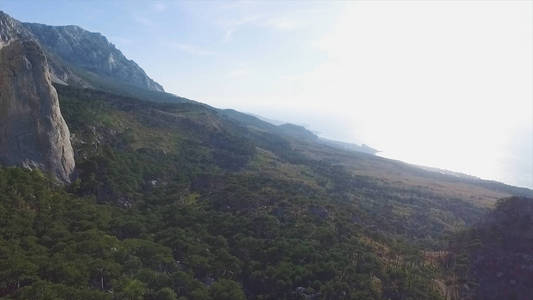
[1,0,532,188]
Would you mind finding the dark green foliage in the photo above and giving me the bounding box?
[447,197,533,300]
[0,86,458,299]
[0,167,441,299]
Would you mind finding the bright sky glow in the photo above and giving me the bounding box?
[2,0,532,188]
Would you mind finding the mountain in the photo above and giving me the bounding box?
[23,22,164,92]
[0,12,74,183]
[318,138,378,155]
[1,10,164,95]
[1,10,532,299]
[219,110,379,155]
[3,10,378,157]
[0,11,31,43]
[0,10,175,182]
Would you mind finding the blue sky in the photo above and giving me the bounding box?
[1,1,337,105]
[1,1,532,188]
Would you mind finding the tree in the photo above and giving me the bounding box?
[155,287,178,300]
[209,279,245,300]
[120,279,146,300]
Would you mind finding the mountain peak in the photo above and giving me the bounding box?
[0,10,30,46]
[1,11,164,93]
[23,21,164,92]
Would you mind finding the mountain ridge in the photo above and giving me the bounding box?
[1,10,164,93]
[23,21,164,92]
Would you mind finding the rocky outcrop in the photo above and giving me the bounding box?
[2,10,165,94]
[24,22,164,92]
[0,11,31,47]
[0,38,75,183]
[0,8,167,183]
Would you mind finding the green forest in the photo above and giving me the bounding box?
[0,86,530,299]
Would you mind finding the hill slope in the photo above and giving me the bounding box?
[1,10,532,300]
[443,197,533,300]
[1,55,531,300]
[0,85,449,299]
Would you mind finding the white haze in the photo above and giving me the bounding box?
[197,1,533,188]
[309,1,533,188]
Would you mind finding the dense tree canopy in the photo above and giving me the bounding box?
[0,86,500,299]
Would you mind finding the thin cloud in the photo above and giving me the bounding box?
[227,68,250,78]
[221,15,303,41]
[221,15,261,42]
[132,15,155,27]
[153,2,167,13]
[262,17,302,31]
[165,42,216,56]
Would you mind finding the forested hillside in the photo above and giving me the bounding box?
[0,81,530,300]
[0,86,451,299]
[444,197,533,300]
[1,8,530,300]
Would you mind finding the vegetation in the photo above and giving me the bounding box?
[444,197,533,300]
[0,85,528,299]
[0,168,441,299]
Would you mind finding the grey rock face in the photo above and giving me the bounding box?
[0,38,75,183]
[0,11,31,47]
[1,10,165,93]
[24,22,164,92]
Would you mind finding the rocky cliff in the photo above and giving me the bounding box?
[0,11,31,45]
[24,22,164,92]
[0,12,75,183]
